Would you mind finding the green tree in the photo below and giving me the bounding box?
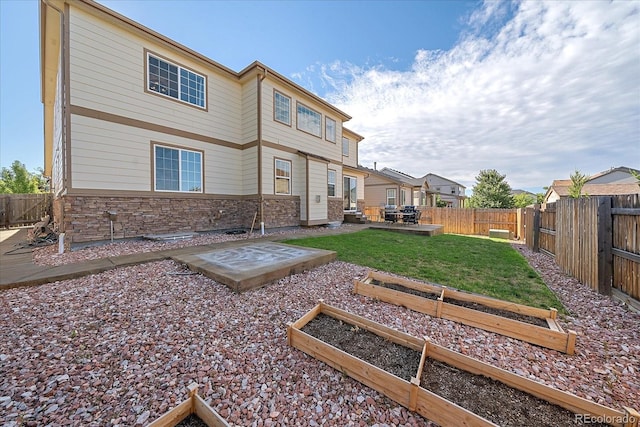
[0,161,46,194]
[513,193,535,208]
[536,192,546,204]
[435,195,448,207]
[568,169,589,198]
[630,168,640,188]
[468,169,514,208]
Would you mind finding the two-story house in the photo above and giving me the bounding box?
[40,0,365,243]
[362,167,466,209]
[423,173,467,208]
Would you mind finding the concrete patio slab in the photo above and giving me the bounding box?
[171,242,336,292]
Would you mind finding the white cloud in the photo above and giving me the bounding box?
[317,1,640,191]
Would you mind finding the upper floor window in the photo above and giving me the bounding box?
[325,117,336,143]
[297,103,322,137]
[342,137,350,156]
[154,144,202,192]
[275,158,291,195]
[147,53,206,108]
[274,91,291,125]
[328,169,336,197]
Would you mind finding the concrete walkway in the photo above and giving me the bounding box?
[0,225,371,290]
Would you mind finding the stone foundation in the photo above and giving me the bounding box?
[357,199,366,213]
[263,197,300,229]
[54,194,301,243]
[328,198,344,222]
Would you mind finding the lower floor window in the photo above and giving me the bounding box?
[328,169,336,197]
[154,144,202,192]
[275,158,291,195]
[386,188,396,206]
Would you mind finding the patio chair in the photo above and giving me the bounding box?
[384,205,399,223]
[402,206,419,224]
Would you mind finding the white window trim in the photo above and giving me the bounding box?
[296,102,322,137]
[153,144,203,193]
[275,158,292,195]
[342,137,350,156]
[325,117,336,143]
[328,169,336,197]
[274,90,291,126]
[386,188,396,206]
[147,52,207,109]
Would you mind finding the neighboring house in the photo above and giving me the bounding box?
[362,167,434,208]
[423,173,467,208]
[40,0,365,243]
[362,167,467,209]
[543,167,640,203]
[586,166,640,185]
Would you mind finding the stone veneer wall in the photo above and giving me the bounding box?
[56,195,303,243]
[328,198,344,222]
[357,199,366,213]
[263,197,300,229]
[59,195,261,243]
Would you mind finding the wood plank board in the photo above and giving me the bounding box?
[288,303,636,427]
[356,273,577,354]
[147,383,230,427]
[367,271,551,319]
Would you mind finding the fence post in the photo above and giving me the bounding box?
[597,196,613,296]
[532,204,541,252]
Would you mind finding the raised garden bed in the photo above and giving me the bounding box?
[354,271,578,354]
[147,383,230,427]
[288,301,638,427]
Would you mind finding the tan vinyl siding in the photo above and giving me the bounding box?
[364,173,399,206]
[342,138,358,168]
[262,146,298,196]
[356,171,366,204]
[308,160,328,221]
[261,81,343,162]
[52,62,65,196]
[70,115,242,194]
[242,146,258,195]
[241,79,258,144]
[68,6,243,144]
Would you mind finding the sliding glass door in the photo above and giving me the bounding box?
[343,176,357,211]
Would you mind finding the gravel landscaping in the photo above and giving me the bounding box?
[1,232,639,426]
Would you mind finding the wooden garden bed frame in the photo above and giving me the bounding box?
[148,383,230,427]
[354,271,578,354]
[288,301,638,427]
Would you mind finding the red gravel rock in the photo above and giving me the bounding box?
[1,239,638,426]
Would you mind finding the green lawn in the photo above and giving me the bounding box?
[283,229,564,311]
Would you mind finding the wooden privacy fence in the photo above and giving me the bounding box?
[364,206,520,238]
[0,193,52,228]
[526,195,640,303]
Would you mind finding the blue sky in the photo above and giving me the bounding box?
[1,0,638,194]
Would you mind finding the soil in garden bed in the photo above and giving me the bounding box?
[371,279,550,328]
[176,414,208,427]
[302,312,607,427]
[302,313,421,381]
